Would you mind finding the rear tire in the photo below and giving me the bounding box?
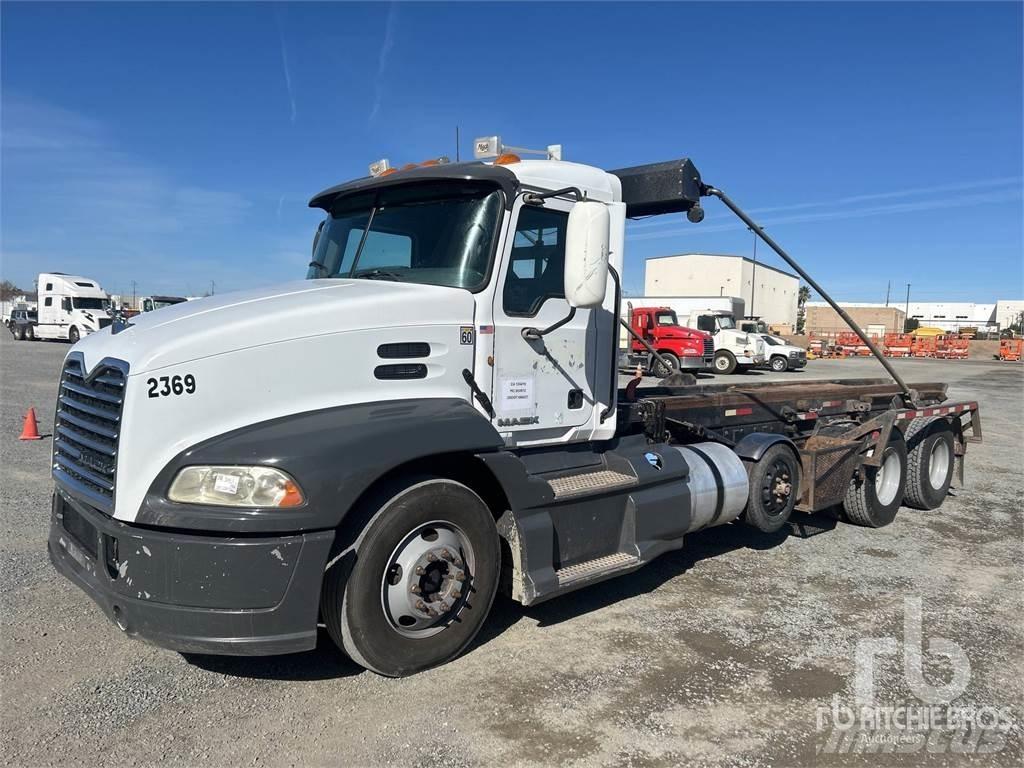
[903,418,954,510]
[843,432,907,527]
[68,326,79,344]
[713,351,737,375]
[652,352,680,378]
[25,326,35,341]
[742,444,801,533]
[321,477,500,677]
[770,355,788,372]
[14,325,24,341]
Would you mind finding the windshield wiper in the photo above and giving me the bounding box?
[308,259,328,277]
[353,268,403,281]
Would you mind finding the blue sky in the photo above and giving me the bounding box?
[2,1,1021,301]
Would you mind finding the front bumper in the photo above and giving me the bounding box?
[48,489,335,655]
[789,355,808,369]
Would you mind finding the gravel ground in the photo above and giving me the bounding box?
[1,331,1021,767]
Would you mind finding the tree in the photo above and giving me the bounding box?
[796,284,811,335]
[904,317,920,334]
[0,280,26,301]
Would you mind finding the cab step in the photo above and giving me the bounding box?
[555,552,640,588]
[548,469,636,499]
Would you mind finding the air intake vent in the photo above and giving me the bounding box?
[374,364,428,380]
[377,342,430,359]
[52,355,127,514]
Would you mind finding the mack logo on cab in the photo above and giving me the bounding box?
[497,416,540,427]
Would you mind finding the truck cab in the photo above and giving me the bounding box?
[34,273,111,343]
[621,305,713,376]
[141,295,188,313]
[47,140,976,678]
[760,334,808,372]
[683,309,765,374]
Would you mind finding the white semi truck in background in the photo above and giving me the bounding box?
[48,139,981,677]
[19,273,111,343]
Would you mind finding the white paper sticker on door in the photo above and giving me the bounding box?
[499,376,534,412]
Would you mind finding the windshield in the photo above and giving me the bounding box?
[716,315,736,330]
[152,299,183,309]
[73,297,108,310]
[763,335,781,346]
[307,182,504,291]
[655,311,678,326]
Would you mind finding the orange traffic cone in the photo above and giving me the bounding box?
[19,408,43,440]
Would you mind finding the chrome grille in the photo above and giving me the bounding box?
[53,355,127,513]
[702,338,714,358]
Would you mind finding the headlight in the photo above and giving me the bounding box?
[168,466,305,508]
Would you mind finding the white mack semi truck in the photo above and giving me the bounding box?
[48,139,981,677]
[30,273,112,342]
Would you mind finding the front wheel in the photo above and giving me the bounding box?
[843,433,907,527]
[13,325,24,341]
[321,477,500,677]
[25,325,35,341]
[770,356,789,372]
[652,352,680,378]
[713,351,737,375]
[68,326,80,344]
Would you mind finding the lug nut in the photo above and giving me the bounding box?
[410,585,421,594]
[415,600,427,611]
[452,590,461,599]
[427,553,438,562]
[415,566,425,575]
[455,572,465,582]
[441,549,453,561]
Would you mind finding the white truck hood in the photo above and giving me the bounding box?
[71,279,475,376]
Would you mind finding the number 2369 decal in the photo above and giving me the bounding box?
[147,374,196,398]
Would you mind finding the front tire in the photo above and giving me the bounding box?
[25,325,35,341]
[652,352,680,378]
[713,351,737,375]
[903,419,954,510]
[322,477,500,677]
[843,432,907,527]
[13,325,24,341]
[770,355,789,372]
[68,326,80,344]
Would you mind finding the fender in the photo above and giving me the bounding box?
[733,432,799,463]
[136,398,504,533]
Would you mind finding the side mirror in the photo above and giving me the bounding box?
[564,201,610,309]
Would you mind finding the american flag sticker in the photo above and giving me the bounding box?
[479,325,494,335]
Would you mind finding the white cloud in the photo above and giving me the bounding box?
[368,3,399,124]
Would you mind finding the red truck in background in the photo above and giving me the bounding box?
[619,305,714,377]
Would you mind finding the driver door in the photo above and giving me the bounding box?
[489,197,596,445]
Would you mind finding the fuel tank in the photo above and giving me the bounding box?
[671,442,749,532]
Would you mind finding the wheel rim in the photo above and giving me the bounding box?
[715,356,729,371]
[874,449,902,506]
[381,521,475,639]
[928,439,951,489]
[760,458,794,517]
[772,358,786,371]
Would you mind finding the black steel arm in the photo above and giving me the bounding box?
[521,307,576,340]
[702,185,916,406]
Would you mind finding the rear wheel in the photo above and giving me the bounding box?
[25,325,35,341]
[742,444,801,533]
[713,351,737,375]
[652,352,680,378]
[770,355,788,372]
[903,419,954,510]
[13,325,24,341]
[321,477,500,677]
[843,432,907,527]
[68,326,80,344]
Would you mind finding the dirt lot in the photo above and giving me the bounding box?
[2,332,1021,767]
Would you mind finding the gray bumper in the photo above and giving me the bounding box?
[48,490,334,656]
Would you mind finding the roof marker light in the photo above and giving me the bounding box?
[368,158,391,177]
[474,135,563,162]
[494,153,521,165]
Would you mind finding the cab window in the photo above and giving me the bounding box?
[503,206,568,316]
[696,315,716,333]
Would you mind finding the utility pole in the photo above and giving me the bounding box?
[131,280,137,310]
[885,280,891,307]
[748,226,759,318]
[455,126,460,162]
[210,280,215,296]
[905,283,911,332]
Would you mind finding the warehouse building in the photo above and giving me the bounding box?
[806,300,1023,335]
[805,304,906,338]
[644,254,799,327]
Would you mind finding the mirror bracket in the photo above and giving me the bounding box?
[522,307,577,341]
[523,187,585,206]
